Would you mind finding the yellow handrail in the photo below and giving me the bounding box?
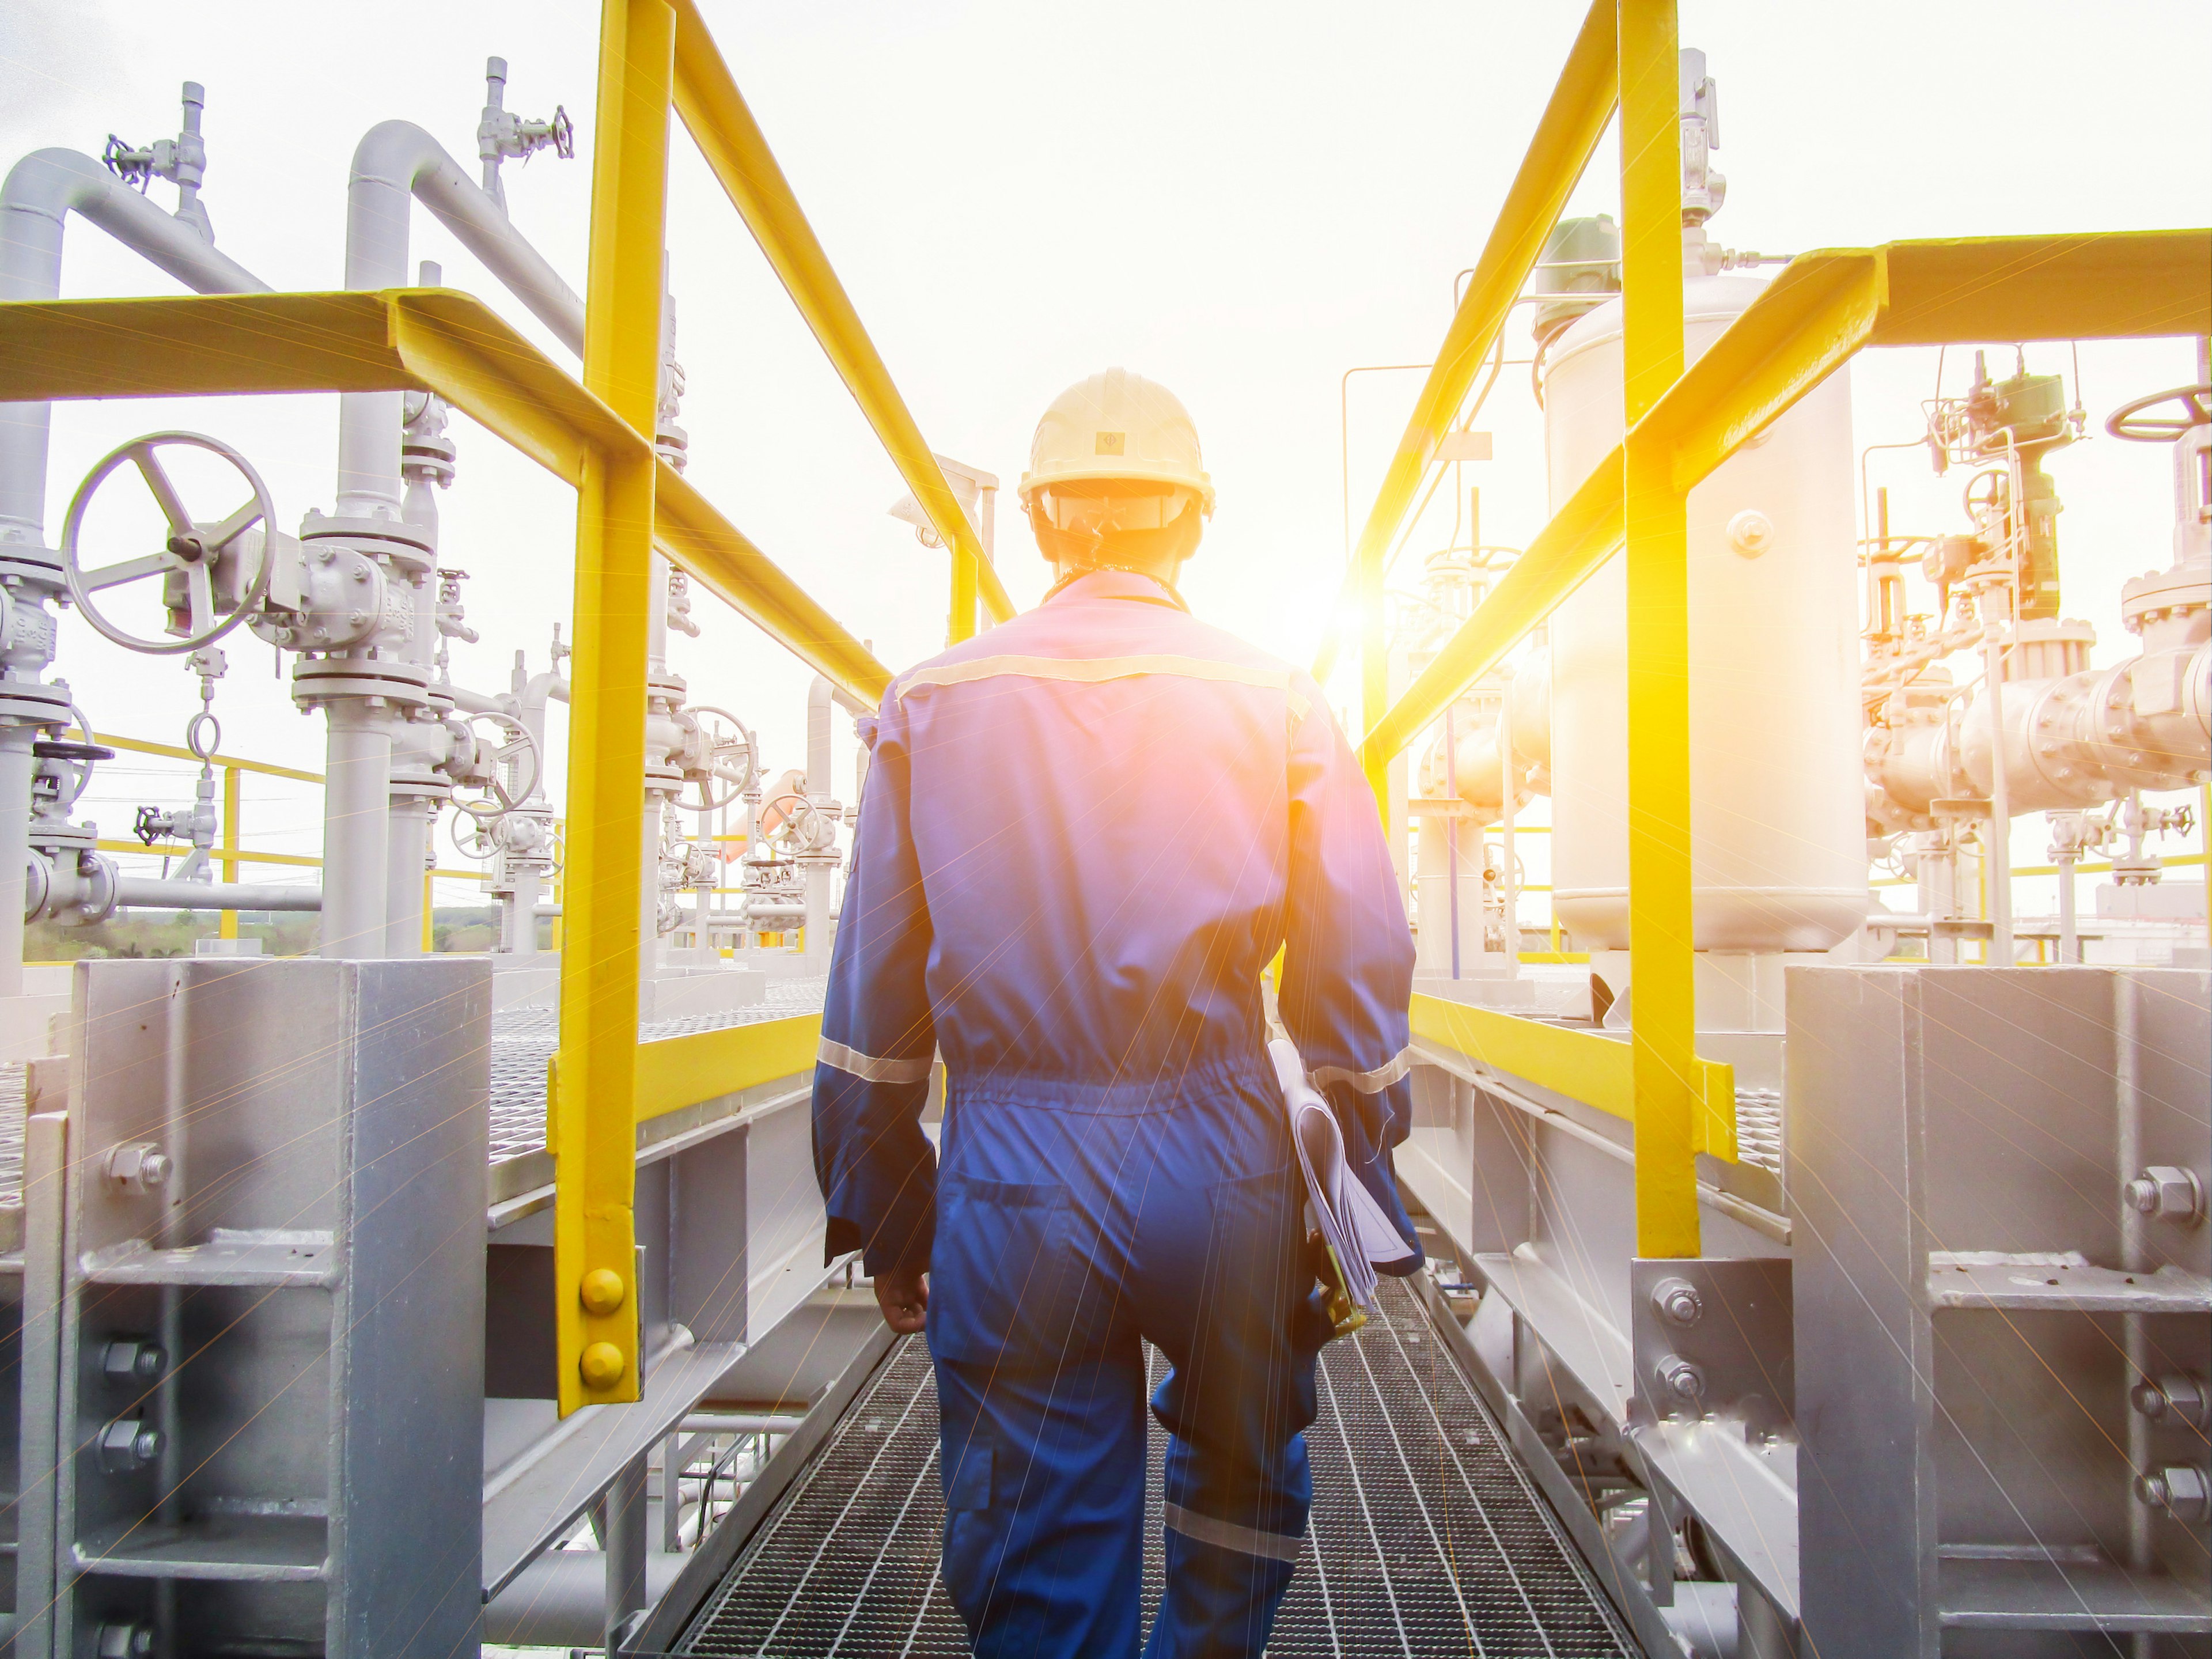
[669,0,1016,643]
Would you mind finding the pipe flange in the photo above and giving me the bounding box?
[290,655,435,713]
[0,680,77,728]
[0,547,69,593]
[298,510,436,575]
[386,764,451,805]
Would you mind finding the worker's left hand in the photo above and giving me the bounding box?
[873,1264,929,1334]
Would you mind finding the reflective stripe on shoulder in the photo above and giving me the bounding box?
[1310,1046,1413,1094]
[897,652,1310,729]
[1162,1502,1304,1563]
[816,1038,933,1086]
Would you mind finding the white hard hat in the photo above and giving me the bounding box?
[1018,369,1215,518]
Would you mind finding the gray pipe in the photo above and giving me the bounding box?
[0,145,270,999]
[320,699,391,956]
[0,147,269,541]
[338,121,581,518]
[112,876,319,912]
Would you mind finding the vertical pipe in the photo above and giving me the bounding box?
[556,0,673,1415]
[218,766,240,941]
[0,729,36,996]
[2056,849,2079,964]
[949,544,978,646]
[319,700,391,959]
[603,1453,650,1653]
[1619,0,1700,1259]
[385,798,429,957]
[1981,627,2013,963]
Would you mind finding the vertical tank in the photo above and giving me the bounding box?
[1543,272,1866,951]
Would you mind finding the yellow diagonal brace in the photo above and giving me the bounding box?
[1312,0,1618,723]
[669,0,1015,634]
[1619,0,1699,1260]
[556,0,676,1415]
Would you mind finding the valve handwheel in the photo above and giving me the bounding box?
[62,431,277,654]
[2105,384,2211,442]
[760,791,831,855]
[676,703,757,813]
[448,711,542,824]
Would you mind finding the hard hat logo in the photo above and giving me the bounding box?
[1020,369,1214,568]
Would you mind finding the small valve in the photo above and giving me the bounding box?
[97,1415,164,1474]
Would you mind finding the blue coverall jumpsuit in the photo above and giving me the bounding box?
[812,568,1421,1657]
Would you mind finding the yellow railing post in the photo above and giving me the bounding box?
[949,543,978,645]
[218,764,240,941]
[555,0,675,1414]
[1620,0,1700,1258]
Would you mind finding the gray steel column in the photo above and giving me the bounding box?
[604,1452,651,1654]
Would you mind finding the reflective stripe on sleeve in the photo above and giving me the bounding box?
[816,1038,933,1086]
[1310,1045,1413,1094]
[1162,1502,1304,1563]
[898,653,1298,706]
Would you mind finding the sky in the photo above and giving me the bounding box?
[2,0,2207,919]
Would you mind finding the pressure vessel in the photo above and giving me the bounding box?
[1542,272,1866,952]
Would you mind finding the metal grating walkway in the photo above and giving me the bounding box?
[674,1277,1639,1657]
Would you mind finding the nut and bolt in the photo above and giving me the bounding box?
[96,1416,163,1475]
[103,1142,171,1197]
[2131,1372,2210,1431]
[101,1339,168,1385]
[96,1625,156,1659]
[1651,1276,1705,1327]
[2135,1463,2211,1524]
[2124,1166,2205,1224]
[1656,1355,1707,1406]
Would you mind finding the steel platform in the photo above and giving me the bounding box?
[670,1275,1642,1658]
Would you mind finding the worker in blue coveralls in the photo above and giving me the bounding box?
[811,368,1422,1658]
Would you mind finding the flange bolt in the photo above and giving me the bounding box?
[1652,1277,1705,1327]
[2125,1166,2204,1225]
[2135,1464,2211,1524]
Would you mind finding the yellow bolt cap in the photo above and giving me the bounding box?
[579,1268,627,1316]
[579,1341,627,1390]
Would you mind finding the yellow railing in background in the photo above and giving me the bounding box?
[1334,0,2212,1257]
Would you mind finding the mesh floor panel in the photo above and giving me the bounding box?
[673,1277,1639,1657]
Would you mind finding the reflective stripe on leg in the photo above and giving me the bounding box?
[1161,1501,1303,1563]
